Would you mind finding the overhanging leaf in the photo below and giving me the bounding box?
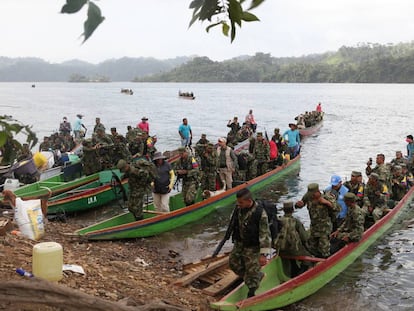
[230,21,236,42]
[0,132,7,147]
[61,0,87,14]
[222,22,230,36]
[241,11,259,22]
[206,22,222,33]
[189,0,204,9]
[228,0,243,27]
[82,1,105,42]
[248,0,265,10]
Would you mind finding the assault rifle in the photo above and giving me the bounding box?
[211,207,238,258]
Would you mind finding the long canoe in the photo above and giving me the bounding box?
[75,155,301,240]
[47,169,127,215]
[0,172,98,201]
[299,112,324,137]
[210,186,414,310]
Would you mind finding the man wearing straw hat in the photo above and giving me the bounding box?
[152,152,175,212]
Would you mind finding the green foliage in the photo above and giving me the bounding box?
[136,42,414,83]
[61,0,263,43]
[61,0,105,43]
[0,115,38,164]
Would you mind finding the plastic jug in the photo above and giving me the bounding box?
[32,242,63,281]
[3,179,19,191]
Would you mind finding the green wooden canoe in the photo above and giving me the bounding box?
[47,169,127,215]
[0,172,99,201]
[75,155,301,240]
[210,186,414,310]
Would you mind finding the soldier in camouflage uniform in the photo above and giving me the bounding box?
[93,117,106,134]
[330,192,365,254]
[390,165,409,202]
[362,173,389,223]
[174,147,199,206]
[117,159,156,220]
[112,135,132,166]
[129,132,145,160]
[236,150,257,181]
[81,138,102,175]
[199,143,218,192]
[93,128,114,170]
[253,132,270,176]
[194,134,209,158]
[295,183,337,258]
[229,188,271,298]
[343,171,365,207]
[366,153,391,193]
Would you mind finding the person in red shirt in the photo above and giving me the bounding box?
[137,116,149,133]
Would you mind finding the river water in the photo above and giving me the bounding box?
[1,82,414,310]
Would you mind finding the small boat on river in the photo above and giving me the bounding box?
[298,111,324,137]
[210,186,414,310]
[75,155,301,240]
[178,91,195,100]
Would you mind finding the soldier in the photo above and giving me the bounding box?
[229,188,271,298]
[343,171,365,207]
[390,165,409,202]
[129,132,145,160]
[295,183,336,258]
[391,150,408,167]
[174,147,199,206]
[253,132,270,176]
[126,125,136,143]
[199,142,218,192]
[93,117,106,134]
[81,138,102,175]
[93,128,114,170]
[112,134,132,166]
[330,192,365,254]
[117,159,156,220]
[362,173,389,224]
[365,153,391,186]
[236,150,257,181]
[39,136,51,152]
[226,117,241,145]
[401,163,414,187]
[110,127,127,144]
[194,134,209,158]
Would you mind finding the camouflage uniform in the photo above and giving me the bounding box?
[390,170,408,201]
[229,202,271,294]
[363,176,389,222]
[93,133,114,170]
[275,214,310,257]
[129,135,145,159]
[336,203,364,242]
[81,139,102,175]
[343,180,365,207]
[112,139,132,166]
[175,153,199,205]
[126,160,156,220]
[236,151,257,181]
[253,135,270,176]
[199,144,218,191]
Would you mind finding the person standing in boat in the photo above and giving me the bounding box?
[137,116,149,134]
[316,102,322,112]
[178,118,192,147]
[73,114,86,142]
[330,192,364,254]
[217,137,238,189]
[283,123,301,159]
[229,188,271,298]
[93,117,106,135]
[152,152,175,212]
[295,183,336,258]
[227,116,241,145]
[59,116,72,136]
[174,147,199,206]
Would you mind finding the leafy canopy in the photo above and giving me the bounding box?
[0,115,38,150]
[60,0,264,42]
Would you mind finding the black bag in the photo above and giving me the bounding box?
[257,199,282,242]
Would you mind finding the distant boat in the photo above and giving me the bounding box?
[31,84,36,88]
[178,91,195,100]
[121,88,133,95]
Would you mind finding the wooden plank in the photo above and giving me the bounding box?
[182,253,229,271]
[202,270,240,296]
[174,257,229,286]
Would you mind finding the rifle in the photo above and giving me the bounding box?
[264,127,270,142]
[111,170,128,202]
[211,207,238,258]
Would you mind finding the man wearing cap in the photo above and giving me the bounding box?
[38,136,51,152]
[199,142,218,192]
[93,117,106,134]
[253,132,270,176]
[330,192,365,254]
[178,118,192,147]
[391,150,407,167]
[275,201,310,262]
[129,132,145,160]
[217,137,238,189]
[344,171,365,207]
[366,153,390,185]
[325,174,349,228]
[59,116,72,136]
[390,165,409,202]
[282,123,300,159]
[73,114,86,141]
[117,159,156,220]
[195,134,209,157]
[137,116,149,134]
[174,147,199,205]
[152,152,175,212]
[362,172,389,224]
[227,117,241,145]
[295,183,336,258]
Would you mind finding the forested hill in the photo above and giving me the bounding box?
[136,42,414,83]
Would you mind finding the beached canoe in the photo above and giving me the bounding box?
[210,186,414,310]
[75,155,301,240]
[47,169,127,215]
[0,171,99,202]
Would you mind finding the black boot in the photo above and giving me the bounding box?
[247,287,257,298]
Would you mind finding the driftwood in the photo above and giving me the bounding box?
[0,278,188,311]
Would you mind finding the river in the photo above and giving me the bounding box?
[1,82,414,310]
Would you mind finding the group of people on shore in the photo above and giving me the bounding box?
[228,135,414,298]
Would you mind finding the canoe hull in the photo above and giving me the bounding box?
[76,156,301,240]
[211,186,414,310]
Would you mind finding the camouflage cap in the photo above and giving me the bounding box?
[256,132,263,136]
[283,201,294,213]
[393,165,402,171]
[274,128,280,133]
[344,192,356,202]
[369,173,379,180]
[351,171,362,177]
[117,159,127,171]
[201,133,206,137]
[307,183,319,192]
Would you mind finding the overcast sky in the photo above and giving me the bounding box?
[2,0,414,64]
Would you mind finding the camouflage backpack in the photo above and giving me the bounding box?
[273,216,301,252]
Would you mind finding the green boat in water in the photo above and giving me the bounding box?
[47,169,127,215]
[210,186,414,310]
[75,156,301,240]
